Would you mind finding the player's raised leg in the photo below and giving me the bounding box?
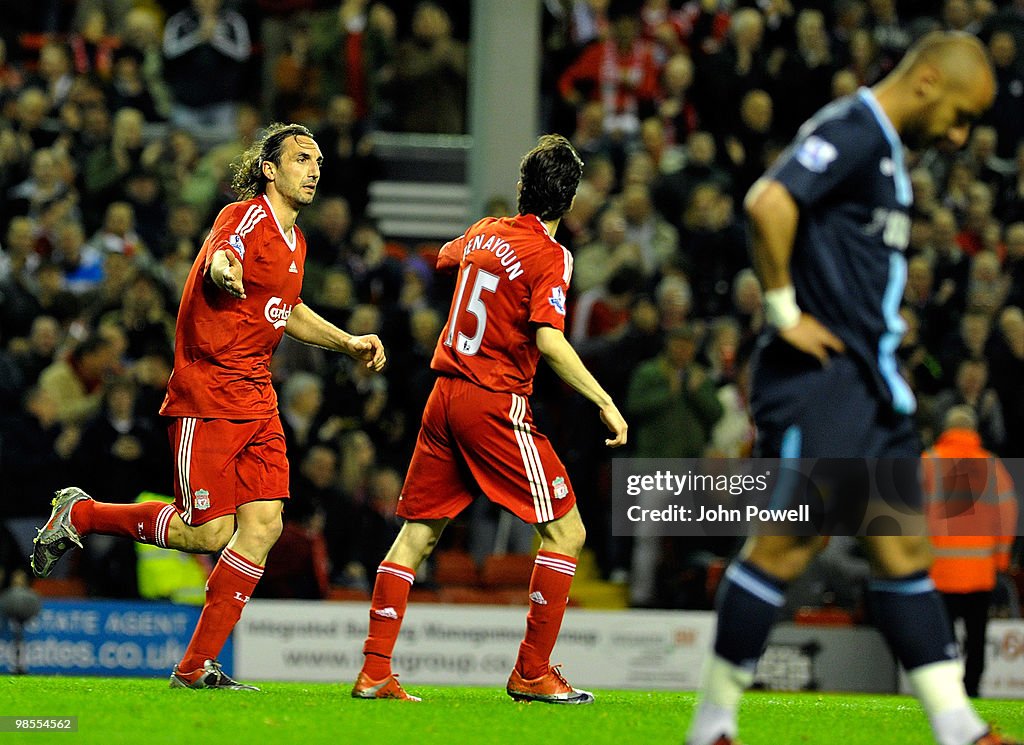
[686,535,823,745]
[31,487,212,578]
[352,519,447,701]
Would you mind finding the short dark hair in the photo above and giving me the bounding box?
[230,122,315,200]
[517,134,584,222]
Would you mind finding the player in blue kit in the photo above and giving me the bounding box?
[685,32,1021,745]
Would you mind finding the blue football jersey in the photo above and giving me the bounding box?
[765,87,915,415]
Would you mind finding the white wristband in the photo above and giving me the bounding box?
[764,285,801,331]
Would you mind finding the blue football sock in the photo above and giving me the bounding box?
[868,571,958,670]
[713,560,787,669]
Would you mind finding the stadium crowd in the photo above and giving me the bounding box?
[0,0,1022,614]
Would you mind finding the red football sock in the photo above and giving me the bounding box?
[71,500,177,547]
[361,562,415,680]
[178,549,263,674]
[515,551,577,679]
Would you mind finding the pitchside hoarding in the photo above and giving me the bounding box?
[0,599,233,677]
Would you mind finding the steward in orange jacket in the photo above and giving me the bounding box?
[922,406,1018,697]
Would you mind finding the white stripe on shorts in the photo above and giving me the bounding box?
[177,418,196,524]
[509,395,553,523]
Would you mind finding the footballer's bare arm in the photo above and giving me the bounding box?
[285,303,387,371]
[536,325,627,447]
[746,179,844,364]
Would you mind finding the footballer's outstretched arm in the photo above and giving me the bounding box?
[535,325,627,447]
[208,249,246,299]
[285,303,387,371]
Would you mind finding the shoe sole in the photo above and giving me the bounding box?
[31,488,90,577]
[507,689,595,705]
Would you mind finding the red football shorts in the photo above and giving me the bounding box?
[398,376,576,524]
[167,416,290,526]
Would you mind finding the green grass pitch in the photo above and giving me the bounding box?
[1,677,1022,744]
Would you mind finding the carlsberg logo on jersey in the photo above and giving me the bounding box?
[264,297,293,329]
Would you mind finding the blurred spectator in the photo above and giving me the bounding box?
[843,27,883,86]
[83,107,145,216]
[573,206,637,293]
[279,370,328,459]
[653,130,732,233]
[772,9,835,137]
[621,181,678,277]
[311,0,397,127]
[69,8,119,80]
[554,178,603,253]
[679,181,745,317]
[903,254,957,354]
[654,272,693,332]
[107,47,165,123]
[898,306,945,400]
[9,314,61,385]
[930,207,971,307]
[305,195,353,270]
[99,270,175,362]
[12,88,59,150]
[7,147,73,223]
[965,250,1010,317]
[88,201,146,260]
[867,0,910,72]
[30,43,74,114]
[37,332,118,426]
[349,466,404,581]
[731,267,764,345]
[0,386,79,518]
[966,125,1015,195]
[934,358,1006,453]
[638,115,685,174]
[626,325,722,605]
[989,306,1024,456]
[657,52,699,145]
[121,169,167,254]
[315,96,377,218]
[271,16,321,123]
[32,262,80,327]
[313,268,357,331]
[260,471,331,600]
[344,219,405,305]
[559,1,661,144]
[571,264,643,353]
[724,88,775,198]
[626,324,722,459]
[162,0,252,145]
[72,376,167,503]
[692,7,766,138]
[53,220,104,295]
[985,30,1024,160]
[120,7,173,120]
[394,1,467,133]
[0,38,25,109]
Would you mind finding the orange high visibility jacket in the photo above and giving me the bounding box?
[923,429,1018,594]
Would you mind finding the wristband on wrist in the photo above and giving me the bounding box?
[764,285,801,330]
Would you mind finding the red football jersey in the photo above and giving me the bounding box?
[431,214,573,394]
[161,195,306,419]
